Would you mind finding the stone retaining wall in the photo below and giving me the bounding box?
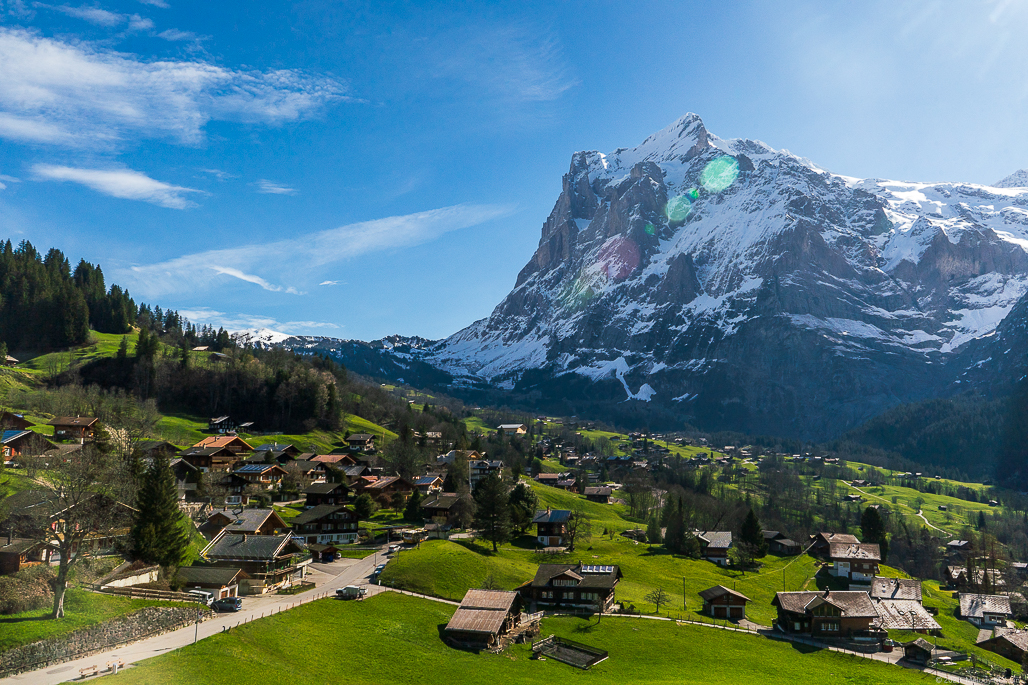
[0,605,212,678]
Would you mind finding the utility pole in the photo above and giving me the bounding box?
[194,607,200,644]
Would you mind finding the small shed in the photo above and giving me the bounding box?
[698,585,751,620]
[903,638,934,664]
[444,589,523,647]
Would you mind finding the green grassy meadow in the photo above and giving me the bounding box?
[107,592,932,685]
[0,589,193,652]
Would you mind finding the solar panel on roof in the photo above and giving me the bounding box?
[580,565,613,574]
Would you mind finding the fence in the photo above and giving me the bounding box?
[85,584,207,603]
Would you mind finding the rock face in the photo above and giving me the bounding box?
[267,114,1028,438]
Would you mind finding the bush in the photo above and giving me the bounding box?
[0,565,55,615]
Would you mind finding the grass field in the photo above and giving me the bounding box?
[107,592,931,685]
[378,533,825,627]
[842,481,994,536]
[0,589,191,652]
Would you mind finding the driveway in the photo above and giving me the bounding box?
[1,552,385,685]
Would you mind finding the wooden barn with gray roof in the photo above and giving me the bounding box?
[444,589,523,647]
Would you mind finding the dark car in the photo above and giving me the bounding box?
[212,597,243,612]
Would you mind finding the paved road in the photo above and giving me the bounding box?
[1,551,384,685]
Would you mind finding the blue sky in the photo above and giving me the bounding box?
[1,0,1027,341]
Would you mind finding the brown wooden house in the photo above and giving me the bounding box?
[772,590,881,637]
[175,566,242,599]
[421,492,460,526]
[532,509,572,547]
[48,416,98,441]
[583,486,612,504]
[194,435,254,454]
[303,482,350,507]
[0,411,32,431]
[2,430,56,460]
[698,585,751,620]
[200,532,309,595]
[828,542,880,583]
[808,532,860,558]
[978,630,1028,664]
[177,446,241,472]
[290,504,359,545]
[518,562,621,612]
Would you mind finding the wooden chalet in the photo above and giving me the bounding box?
[291,504,359,545]
[0,537,47,575]
[808,532,860,558]
[421,493,460,526]
[763,530,801,556]
[311,453,358,466]
[978,630,1028,664]
[519,562,621,612]
[444,589,523,648]
[175,566,242,599]
[194,435,254,454]
[303,482,350,507]
[232,463,287,490]
[198,508,289,540]
[582,486,612,504]
[532,509,572,547]
[208,416,242,433]
[201,532,309,595]
[48,416,98,441]
[2,355,17,367]
[958,593,1011,626]
[2,430,56,459]
[0,411,32,431]
[497,423,528,436]
[695,531,733,566]
[772,590,882,638]
[177,446,241,472]
[255,443,301,457]
[413,475,443,495]
[345,434,376,453]
[828,542,880,583]
[133,440,181,461]
[698,585,751,620]
[361,476,413,505]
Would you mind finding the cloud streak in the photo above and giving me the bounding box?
[121,203,514,296]
[254,179,296,195]
[32,164,201,208]
[175,307,341,335]
[0,27,350,149]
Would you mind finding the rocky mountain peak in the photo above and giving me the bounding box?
[995,169,1028,188]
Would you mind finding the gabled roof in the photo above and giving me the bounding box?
[304,482,348,494]
[905,638,935,653]
[194,436,254,451]
[829,542,881,562]
[698,585,751,603]
[811,532,860,545]
[203,533,301,561]
[346,433,374,441]
[959,593,1011,619]
[233,463,285,475]
[870,577,922,602]
[414,476,442,486]
[2,429,33,443]
[48,416,98,427]
[178,446,237,458]
[873,599,940,631]
[695,531,733,549]
[255,443,295,452]
[444,589,521,636]
[773,591,878,618]
[311,453,355,464]
[762,530,785,540]
[176,566,243,587]
[532,509,571,524]
[529,563,621,589]
[363,476,412,491]
[207,508,286,534]
[980,630,1028,652]
[422,493,459,510]
[583,486,612,496]
[291,504,354,526]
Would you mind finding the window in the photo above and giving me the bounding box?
[553,579,577,587]
[820,622,840,632]
[541,591,553,599]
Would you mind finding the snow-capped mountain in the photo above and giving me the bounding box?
[269,114,1028,437]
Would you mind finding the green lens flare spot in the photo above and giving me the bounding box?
[645,222,655,236]
[686,187,699,201]
[701,156,740,193]
[665,195,692,223]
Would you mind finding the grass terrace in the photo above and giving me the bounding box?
[107,592,932,685]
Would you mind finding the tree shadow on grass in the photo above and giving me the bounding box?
[785,641,821,655]
[451,539,499,557]
[0,615,52,623]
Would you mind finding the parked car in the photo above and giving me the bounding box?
[374,564,387,574]
[187,589,214,606]
[212,597,243,612]
[388,544,400,553]
[336,585,367,600]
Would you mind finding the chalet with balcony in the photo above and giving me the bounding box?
[345,434,376,453]
[177,446,241,472]
[232,463,286,490]
[0,411,32,431]
[772,590,882,637]
[414,475,443,495]
[808,532,860,559]
[958,593,1012,627]
[518,562,621,612]
[978,630,1028,664]
[421,492,460,526]
[201,532,309,595]
[290,504,359,545]
[583,486,612,504]
[198,508,289,540]
[48,416,98,441]
[303,482,350,507]
[695,531,733,566]
[194,435,253,454]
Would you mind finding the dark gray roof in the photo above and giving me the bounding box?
[529,563,621,590]
[698,585,751,603]
[304,482,348,494]
[291,504,354,526]
[696,531,733,549]
[255,443,293,452]
[422,493,459,510]
[532,509,572,524]
[176,566,243,586]
[774,591,878,618]
[583,486,612,496]
[874,599,940,631]
[204,533,299,560]
[208,508,282,533]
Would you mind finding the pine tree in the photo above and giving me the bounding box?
[474,473,511,551]
[508,480,538,534]
[740,508,768,556]
[131,453,189,568]
[646,512,663,544]
[404,488,423,521]
[861,505,889,560]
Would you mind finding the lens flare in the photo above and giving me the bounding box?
[701,156,740,193]
[665,195,692,223]
[686,187,699,201]
[645,222,656,236]
[596,236,640,281]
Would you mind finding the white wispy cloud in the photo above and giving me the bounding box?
[254,179,296,195]
[318,280,341,286]
[175,307,341,335]
[136,0,168,7]
[121,203,514,296]
[157,28,198,41]
[199,168,235,180]
[0,27,350,148]
[35,3,126,27]
[0,173,19,190]
[32,164,201,208]
[127,14,153,30]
